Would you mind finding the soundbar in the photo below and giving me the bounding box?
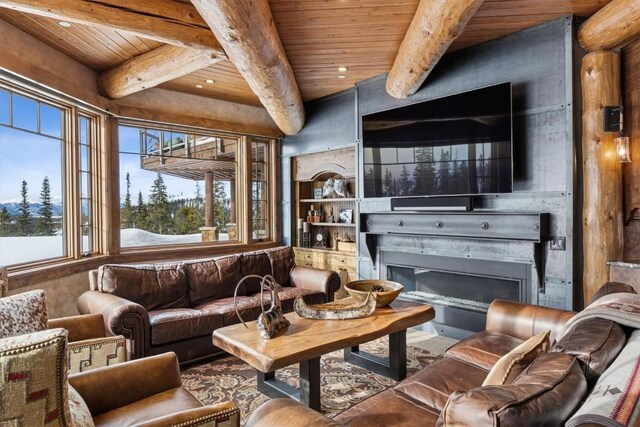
[391,196,473,212]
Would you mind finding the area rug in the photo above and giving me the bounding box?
[181,331,455,424]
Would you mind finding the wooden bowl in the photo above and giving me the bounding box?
[344,280,404,307]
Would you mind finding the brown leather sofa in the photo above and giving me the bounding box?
[245,282,636,427]
[78,246,340,364]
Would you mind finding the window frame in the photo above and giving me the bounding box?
[0,77,105,270]
[116,119,279,252]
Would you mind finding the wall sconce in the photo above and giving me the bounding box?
[616,135,631,163]
[604,106,631,162]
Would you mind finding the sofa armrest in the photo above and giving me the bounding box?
[486,299,576,343]
[48,313,106,342]
[77,290,150,359]
[67,335,127,374]
[245,399,342,427]
[133,402,240,427]
[69,352,182,416]
[289,266,341,302]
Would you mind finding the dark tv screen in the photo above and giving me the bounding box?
[362,83,512,198]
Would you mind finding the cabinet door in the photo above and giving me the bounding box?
[294,249,314,268]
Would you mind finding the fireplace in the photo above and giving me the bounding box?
[381,251,532,339]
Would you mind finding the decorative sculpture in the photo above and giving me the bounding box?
[234,275,290,339]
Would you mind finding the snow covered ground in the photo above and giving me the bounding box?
[0,228,230,265]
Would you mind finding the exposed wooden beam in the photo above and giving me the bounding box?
[386,0,484,99]
[98,45,222,99]
[191,0,305,135]
[581,51,623,304]
[0,0,225,54]
[578,0,640,51]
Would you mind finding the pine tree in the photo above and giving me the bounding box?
[413,147,436,195]
[437,150,452,194]
[17,180,31,236]
[399,165,412,196]
[213,180,227,228]
[36,177,55,235]
[174,206,202,234]
[383,168,395,197]
[147,174,172,234]
[135,190,148,230]
[0,207,11,236]
[121,172,134,228]
[364,167,376,197]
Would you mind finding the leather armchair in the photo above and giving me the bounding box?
[0,328,239,427]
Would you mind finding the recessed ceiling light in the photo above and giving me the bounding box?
[338,66,348,72]
[338,75,347,79]
[58,21,71,27]
[205,79,214,84]
[195,84,204,89]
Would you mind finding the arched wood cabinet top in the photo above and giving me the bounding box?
[293,147,356,181]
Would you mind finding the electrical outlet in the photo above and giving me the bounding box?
[550,236,566,251]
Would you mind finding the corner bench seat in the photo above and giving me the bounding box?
[79,246,339,363]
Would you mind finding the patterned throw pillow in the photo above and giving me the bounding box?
[482,330,550,386]
[0,328,71,426]
[68,384,95,427]
[0,289,48,338]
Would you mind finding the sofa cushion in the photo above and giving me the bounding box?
[482,330,550,386]
[335,388,440,426]
[92,387,202,426]
[148,308,224,345]
[265,246,295,286]
[438,352,587,427]
[238,250,272,294]
[183,255,244,305]
[551,317,626,387]
[0,328,71,426]
[0,289,48,338]
[393,357,488,414]
[445,330,524,371]
[565,329,640,427]
[98,264,189,311]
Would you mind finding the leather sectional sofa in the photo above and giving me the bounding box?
[246,282,637,426]
[78,246,340,364]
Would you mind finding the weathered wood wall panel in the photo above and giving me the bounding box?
[622,40,640,260]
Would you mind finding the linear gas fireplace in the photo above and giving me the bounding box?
[381,251,531,339]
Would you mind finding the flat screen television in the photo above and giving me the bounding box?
[362,82,513,198]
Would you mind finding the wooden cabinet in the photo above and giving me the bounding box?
[292,147,357,296]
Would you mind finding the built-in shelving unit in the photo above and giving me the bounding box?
[292,147,357,295]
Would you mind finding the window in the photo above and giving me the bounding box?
[0,81,102,267]
[118,125,239,247]
[252,139,270,240]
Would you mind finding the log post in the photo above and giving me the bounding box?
[386,0,484,99]
[581,51,623,304]
[578,0,640,52]
[204,171,214,228]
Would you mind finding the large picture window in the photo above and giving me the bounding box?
[118,125,239,247]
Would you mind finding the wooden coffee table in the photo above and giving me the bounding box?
[212,299,434,411]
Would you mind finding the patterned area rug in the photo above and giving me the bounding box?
[181,332,452,424]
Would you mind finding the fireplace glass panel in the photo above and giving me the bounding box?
[389,266,522,312]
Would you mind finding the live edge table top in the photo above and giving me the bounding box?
[212,299,435,373]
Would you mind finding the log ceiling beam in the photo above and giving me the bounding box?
[578,0,640,51]
[98,45,222,99]
[386,0,484,99]
[191,0,305,135]
[0,0,225,54]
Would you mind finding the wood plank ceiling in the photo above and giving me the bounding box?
[0,0,611,106]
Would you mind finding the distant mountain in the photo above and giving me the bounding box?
[0,202,63,217]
